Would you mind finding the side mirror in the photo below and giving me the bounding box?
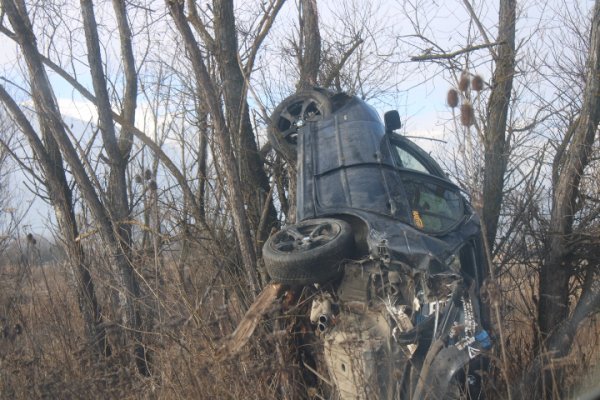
[384,110,401,133]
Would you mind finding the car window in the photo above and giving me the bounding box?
[402,176,464,233]
[395,146,430,174]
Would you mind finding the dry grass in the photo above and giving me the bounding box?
[0,252,320,400]
[1,254,599,399]
[483,262,600,399]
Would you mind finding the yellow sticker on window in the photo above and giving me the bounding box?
[412,210,424,229]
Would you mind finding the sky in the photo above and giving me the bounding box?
[0,0,595,235]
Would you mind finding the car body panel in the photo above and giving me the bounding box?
[296,95,486,294]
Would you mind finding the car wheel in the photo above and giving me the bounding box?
[263,218,353,285]
[268,89,333,163]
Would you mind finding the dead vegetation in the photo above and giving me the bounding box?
[0,0,599,398]
[1,241,599,400]
[0,239,319,399]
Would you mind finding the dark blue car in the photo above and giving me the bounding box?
[264,89,492,399]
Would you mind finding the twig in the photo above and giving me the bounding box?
[302,361,333,387]
[461,0,497,59]
[411,42,501,62]
[480,220,513,400]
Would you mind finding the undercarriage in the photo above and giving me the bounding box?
[309,260,491,400]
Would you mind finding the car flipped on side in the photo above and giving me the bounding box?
[264,89,493,400]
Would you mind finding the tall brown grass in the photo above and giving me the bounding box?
[0,245,320,399]
[1,250,598,399]
[484,262,600,399]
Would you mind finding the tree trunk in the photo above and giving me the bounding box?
[80,0,149,375]
[297,0,321,89]
[168,0,260,294]
[539,0,600,338]
[212,0,278,245]
[482,0,516,251]
[196,109,209,223]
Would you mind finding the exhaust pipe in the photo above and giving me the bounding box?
[317,322,327,332]
[310,296,332,324]
[317,314,329,332]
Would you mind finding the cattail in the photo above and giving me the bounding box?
[458,71,470,92]
[447,89,459,108]
[134,175,142,184]
[148,180,158,191]
[460,102,475,126]
[472,74,484,91]
[144,169,152,180]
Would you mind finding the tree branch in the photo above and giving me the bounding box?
[243,0,285,76]
[461,0,497,59]
[186,0,216,51]
[411,41,501,62]
[112,0,138,157]
[322,37,364,87]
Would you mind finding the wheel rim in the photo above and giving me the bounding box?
[272,221,340,253]
[273,95,330,146]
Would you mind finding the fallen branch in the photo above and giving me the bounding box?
[216,282,286,360]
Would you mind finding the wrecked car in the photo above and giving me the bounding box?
[263,88,493,399]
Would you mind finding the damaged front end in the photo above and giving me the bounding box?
[310,254,491,399]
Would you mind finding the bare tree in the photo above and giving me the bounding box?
[405,0,600,396]
[0,76,109,357]
[528,1,600,396]
[481,0,516,250]
[0,0,151,373]
[297,0,321,89]
[167,0,262,294]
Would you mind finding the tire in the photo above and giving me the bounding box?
[268,89,333,163]
[263,218,353,285]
